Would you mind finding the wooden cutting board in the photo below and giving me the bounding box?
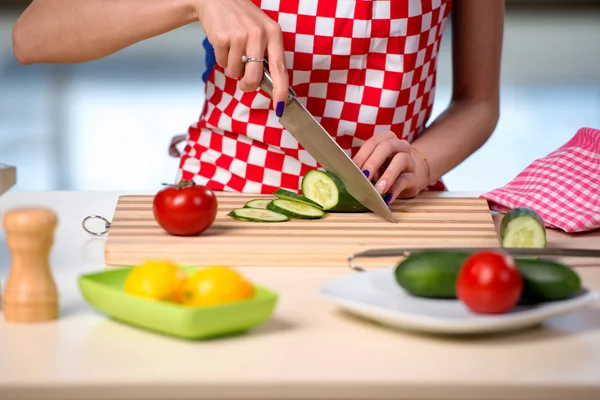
[104,193,500,268]
[0,164,16,196]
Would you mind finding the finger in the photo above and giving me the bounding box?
[371,156,393,183]
[225,30,247,78]
[373,152,413,194]
[352,139,378,174]
[361,139,410,180]
[239,27,267,92]
[210,32,230,69]
[373,130,398,142]
[386,173,418,204]
[264,22,289,117]
[168,134,186,158]
[169,146,181,158]
[353,133,407,173]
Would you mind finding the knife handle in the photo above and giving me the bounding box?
[347,247,600,272]
[259,60,296,104]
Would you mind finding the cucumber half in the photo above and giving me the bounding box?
[273,188,323,209]
[267,199,325,219]
[228,208,289,222]
[500,207,547,248]
[244,199,271,209]
[300,169,369,212]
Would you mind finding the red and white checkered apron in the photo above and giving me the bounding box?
[177,0,452,193]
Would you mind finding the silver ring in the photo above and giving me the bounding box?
[241,55,264,63]
[82,215,111,236]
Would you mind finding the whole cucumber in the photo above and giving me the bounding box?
[517,258,581,302]
[394,251,581,302]
[394,252,470,298]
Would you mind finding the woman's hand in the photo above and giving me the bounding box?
[14,0,288,116]
[195,0,289,116]
[353,131,429,204]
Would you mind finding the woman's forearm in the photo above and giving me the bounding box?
[411,0,504,188]
[13,0,197,64]
[410,99,500,186]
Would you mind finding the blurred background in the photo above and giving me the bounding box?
[1,0,599,192]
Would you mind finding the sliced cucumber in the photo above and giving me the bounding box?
[273,188,323,209]
[244,199,272,209]
[300,170,339,210]
[301,169,369,212]
[500,207,547,248]
[228,208,289,222]
[267,199,325,219]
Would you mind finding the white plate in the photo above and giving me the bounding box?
[320,268,599,335]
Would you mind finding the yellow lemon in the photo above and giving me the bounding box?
[180,267,254,307]
[124,260,187,302]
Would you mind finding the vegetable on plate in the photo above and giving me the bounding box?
[456,251,523,314]
[394,249,581,308]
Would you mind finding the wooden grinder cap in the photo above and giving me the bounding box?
[3,207,59,322]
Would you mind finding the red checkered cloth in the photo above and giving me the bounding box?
[177,0,453,193]
[481,127,600,233]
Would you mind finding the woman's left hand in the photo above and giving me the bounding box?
[352,131,428,205]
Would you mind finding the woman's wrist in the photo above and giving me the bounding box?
[181,0,201,23]
[410,146,431,193]
[189,0,207,21]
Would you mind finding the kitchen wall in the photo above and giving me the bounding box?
[1,2,599,193]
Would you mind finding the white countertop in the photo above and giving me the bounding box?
[1,190,600,400]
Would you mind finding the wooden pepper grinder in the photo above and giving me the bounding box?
[3,207,59,322]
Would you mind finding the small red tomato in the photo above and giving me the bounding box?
[152,180,218,236]
[456,250,523,314]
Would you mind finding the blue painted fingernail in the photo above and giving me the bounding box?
[276,101,285,118]
[384,193,393,205]
[363,170,370,178]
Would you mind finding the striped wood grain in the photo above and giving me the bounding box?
[104,194,500,268]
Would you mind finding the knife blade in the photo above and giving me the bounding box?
[258,61,397,223]
[347,247,600,271]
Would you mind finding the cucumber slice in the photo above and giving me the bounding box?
[267,199,325,219]
[300,170,339,210]
[228,208,289,222]
[244,199,272,209]
[273,188,323,209]
[301,169,369,212]
[500,207,547,248]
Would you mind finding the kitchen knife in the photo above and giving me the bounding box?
[258,61,397,223]
[347,247,600,271]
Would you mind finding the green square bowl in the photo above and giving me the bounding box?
[78,266,278,340]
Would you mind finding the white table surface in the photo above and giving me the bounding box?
[1,190,600,400]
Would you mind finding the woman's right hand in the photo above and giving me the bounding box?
[195,0,289,116]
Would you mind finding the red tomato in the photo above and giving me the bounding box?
[152,180,218,236]
[456,250,523,314]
